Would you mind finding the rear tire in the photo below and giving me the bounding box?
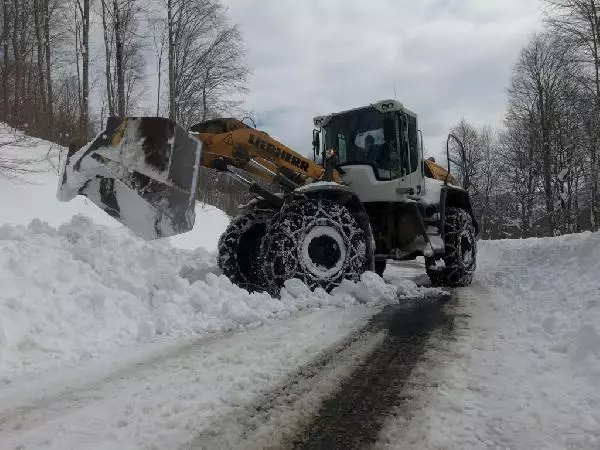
[217,206,274,292]
[261,198,368,295]
[426,207,476,287]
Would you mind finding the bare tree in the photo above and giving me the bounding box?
[100,0,145,118]
[78,0,90,138]
[1,0,9,118]
[505,33,576,235]
[113,0,125,117]
[100,0,115,116]
[165,0,248,127]
[43,0,54,133]
[544,0,600,229]
[446,120,507,238]
[150,15,166,116]
[33,0,47,125]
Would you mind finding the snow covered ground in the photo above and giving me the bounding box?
[377,231,600,450]
[0,306,385,450]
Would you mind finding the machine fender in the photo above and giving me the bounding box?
[441,185,479,238]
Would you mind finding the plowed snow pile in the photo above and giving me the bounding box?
[0,215,437,383]
[378,231,600,450]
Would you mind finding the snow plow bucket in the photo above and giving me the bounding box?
[57,117,202,240]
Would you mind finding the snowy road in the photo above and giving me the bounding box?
[0,307,384,449]
[289,297,456,450]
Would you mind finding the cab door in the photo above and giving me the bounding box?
[389,113,424,196]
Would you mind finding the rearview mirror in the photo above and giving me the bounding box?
[312,129,321,159]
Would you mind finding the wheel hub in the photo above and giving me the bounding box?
[302,226,347,278]
[308,236,341,270]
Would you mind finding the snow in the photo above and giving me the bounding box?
[376,231,600,449]
[422,177,444,205]
[0,307,381,450]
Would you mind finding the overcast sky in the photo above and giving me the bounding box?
[218,0,544,160]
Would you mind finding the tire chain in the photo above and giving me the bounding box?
[427,207,476,287]
[261,198,368,295]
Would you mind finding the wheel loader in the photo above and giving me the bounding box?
[57,99,477,296]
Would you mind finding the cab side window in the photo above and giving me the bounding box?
[408,115,419,173]
[389,115,404,179]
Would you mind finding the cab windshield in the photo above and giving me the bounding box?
[323,108,392,178]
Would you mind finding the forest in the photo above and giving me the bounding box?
[447,0,600,238]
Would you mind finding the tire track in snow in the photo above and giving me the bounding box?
[0,308,373,448]
[183,311,388,450]
[290,298,455,450]
[185,294,453,450]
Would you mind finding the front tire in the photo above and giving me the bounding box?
[426,207,476,287]
[261,198,368,295]
[217,206,274,292]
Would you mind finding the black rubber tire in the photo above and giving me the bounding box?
[217,207,274,292]
[260,198,368,295]
[426,207,476,287]
[375,258,387,278]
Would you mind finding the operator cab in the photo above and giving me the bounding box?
[313,100,425,201]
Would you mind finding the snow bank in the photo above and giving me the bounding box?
[378,231,600,449]
[477,232,600,372]
[0,123,230,252]
[0,215,438,382]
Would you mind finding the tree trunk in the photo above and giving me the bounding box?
[168,0,176,121]
[538,85,555,235]
[590,1,600,230]
[81,0,89,138]
[2,0,10,119]
[33,0,47,129]
[18,0,27,121]
[113,0,125,118]
[202,76,208,121]
[100,0,114,116]
[12,0,20,123]
[156,61,162,117]
[155,27,164,117]
[43,0,53,134]
[75,16,81,123]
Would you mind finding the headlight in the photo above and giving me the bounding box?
[326,148,336,158]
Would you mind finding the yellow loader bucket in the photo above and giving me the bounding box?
[57,117,203,240]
